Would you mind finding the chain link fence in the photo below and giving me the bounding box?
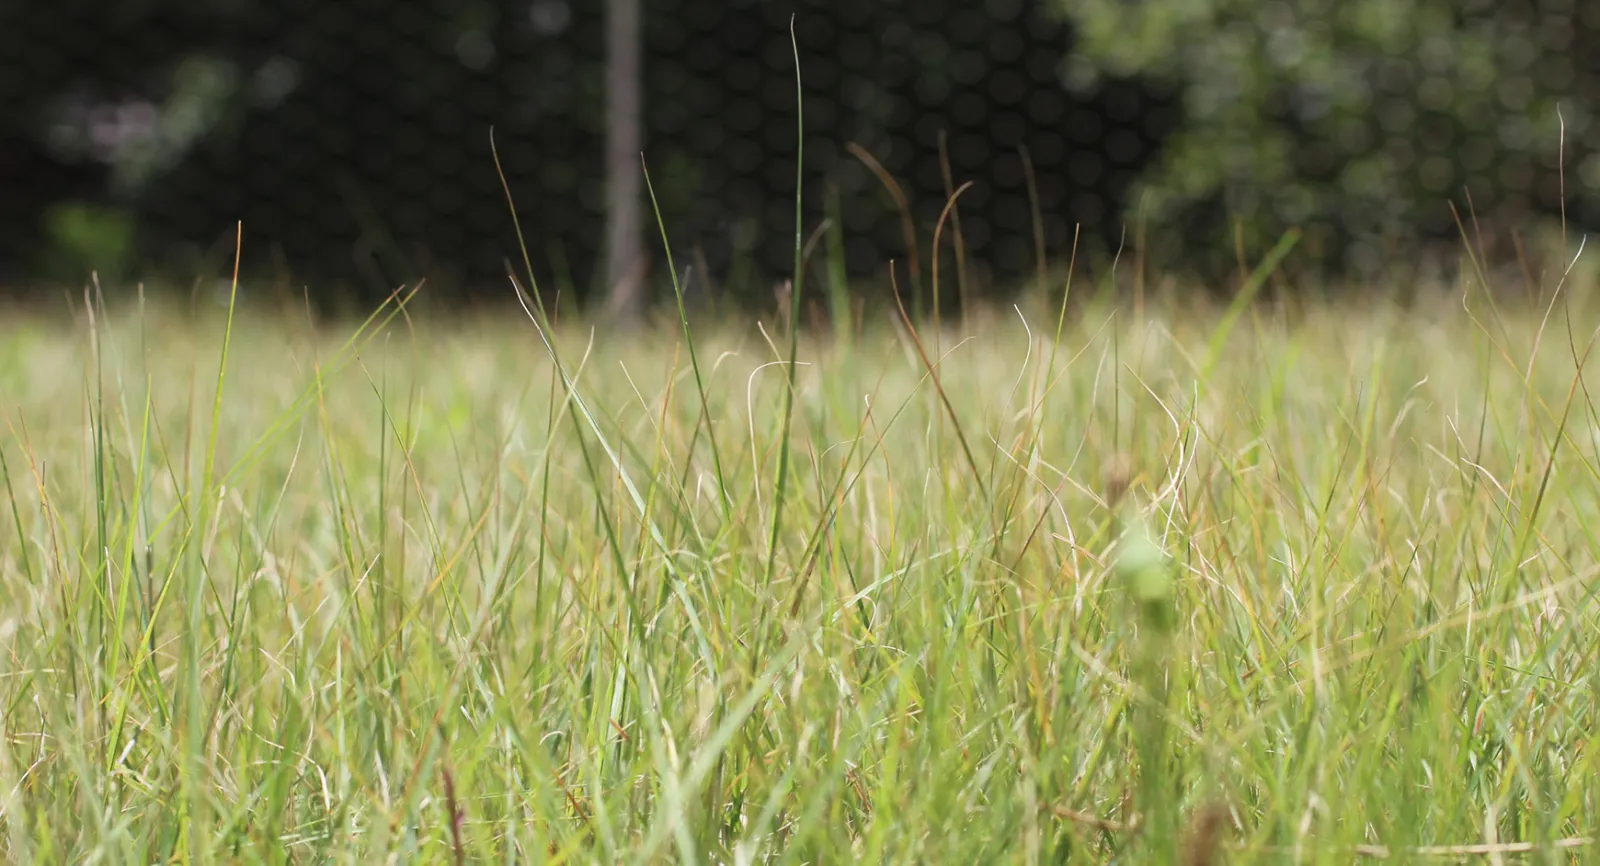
[0,0,1591,307]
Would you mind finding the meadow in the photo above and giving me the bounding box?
[0,273,1596,863]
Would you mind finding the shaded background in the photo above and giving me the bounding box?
[1,0,1595,314]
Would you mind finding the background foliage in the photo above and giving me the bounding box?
[1058,0,1598,275]
[0,0,1592,306]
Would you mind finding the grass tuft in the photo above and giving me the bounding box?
[0,274,1597,861]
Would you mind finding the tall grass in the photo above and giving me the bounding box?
[0,278,1596,862]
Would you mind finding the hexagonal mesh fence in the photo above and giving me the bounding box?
[0,0,1592,305]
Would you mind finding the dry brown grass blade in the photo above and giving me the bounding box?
[847,142,923,301]
[1180,803,1234,866]
[1050,804,1136,833]
[929,179,976,350]
[1018,144,1049,305]
[937,130,972,330]
[889,262,989,502]
[1240,836,1593,859]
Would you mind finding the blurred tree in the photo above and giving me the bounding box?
[604,0,645,323]
[1054,0,1596,278]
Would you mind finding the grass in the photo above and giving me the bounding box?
[0,278,1598,863]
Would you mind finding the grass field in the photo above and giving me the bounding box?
[0,281,1597,863]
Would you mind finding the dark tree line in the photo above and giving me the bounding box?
[1,0,1590,312]
[0,0,1179,312]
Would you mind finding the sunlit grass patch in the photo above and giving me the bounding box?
[0,287,1595,862]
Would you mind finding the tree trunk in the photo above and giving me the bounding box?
[603,0,645,324]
